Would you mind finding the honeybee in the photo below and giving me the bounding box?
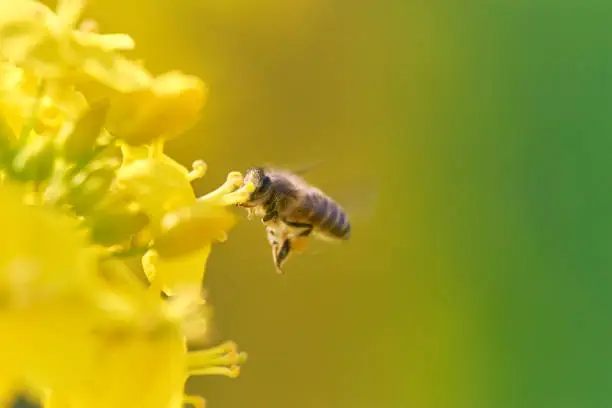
[237,167,351,273]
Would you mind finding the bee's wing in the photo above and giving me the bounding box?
[291,161,326,177]
[313,166,380,226]
[306,170,380,257]
[341,177,379,222]
[279,158,380,224]
[259,160,325,177]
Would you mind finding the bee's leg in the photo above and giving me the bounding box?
[271,243,282,274]
[262,210,278,224]
[246,207,255,220]
[274,239,291,274]
[297,226,313,237]
[265,226,280,246]
[283,221,313,238]
[266,226,284,273]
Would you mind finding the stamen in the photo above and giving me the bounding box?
[187,160,207,182]
[120,143,148,164]
[90,33,136,51]
[78,18,99,33]
[183,395,206,408]
[148,138,164,159]
[215,231,228,243]
[187,341,238,365]
[220,181,255,206]
[186,341,247,378]
[197,171,244,203]
[188,365,241,378]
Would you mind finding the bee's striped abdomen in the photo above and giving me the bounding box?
[302,191,351,240]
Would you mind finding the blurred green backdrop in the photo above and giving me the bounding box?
[24,1,612,408]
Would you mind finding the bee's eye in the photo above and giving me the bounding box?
[250,175,270,199]
[259,175,271,192]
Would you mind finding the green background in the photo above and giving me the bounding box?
[23,1,612,407]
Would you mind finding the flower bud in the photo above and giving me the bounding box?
[0,112,16,166]
[88,209,150,246]
[59,98,109,164]
[10,135,55,183]
[65,166,116,214]
[107,71,206,145]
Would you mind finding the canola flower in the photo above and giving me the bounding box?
[0,0,254,406]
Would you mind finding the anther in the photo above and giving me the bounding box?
[188,160,207,181]
[78,18,99,33]
[197,171,244,203]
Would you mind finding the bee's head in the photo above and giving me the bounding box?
[240,167,272,205]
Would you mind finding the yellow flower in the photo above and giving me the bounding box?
[0,64,37,135]
[40,309,188,408]
[142,176,254,297]
[0,63,88,136]
[0,181,97,300]
[115,142,200,230]
[117,142,254,296]
[0,1,251,406]
[0,181,247,407]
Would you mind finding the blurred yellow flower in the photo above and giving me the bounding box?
[0,180,185,407]
[0,0,151,91]
[143,175,253,297]
[0,63,88,136]
[115,142,200,229]
[0,0,252,406]
[0,177,248,407]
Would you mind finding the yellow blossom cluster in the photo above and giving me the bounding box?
[0,0,254,407]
